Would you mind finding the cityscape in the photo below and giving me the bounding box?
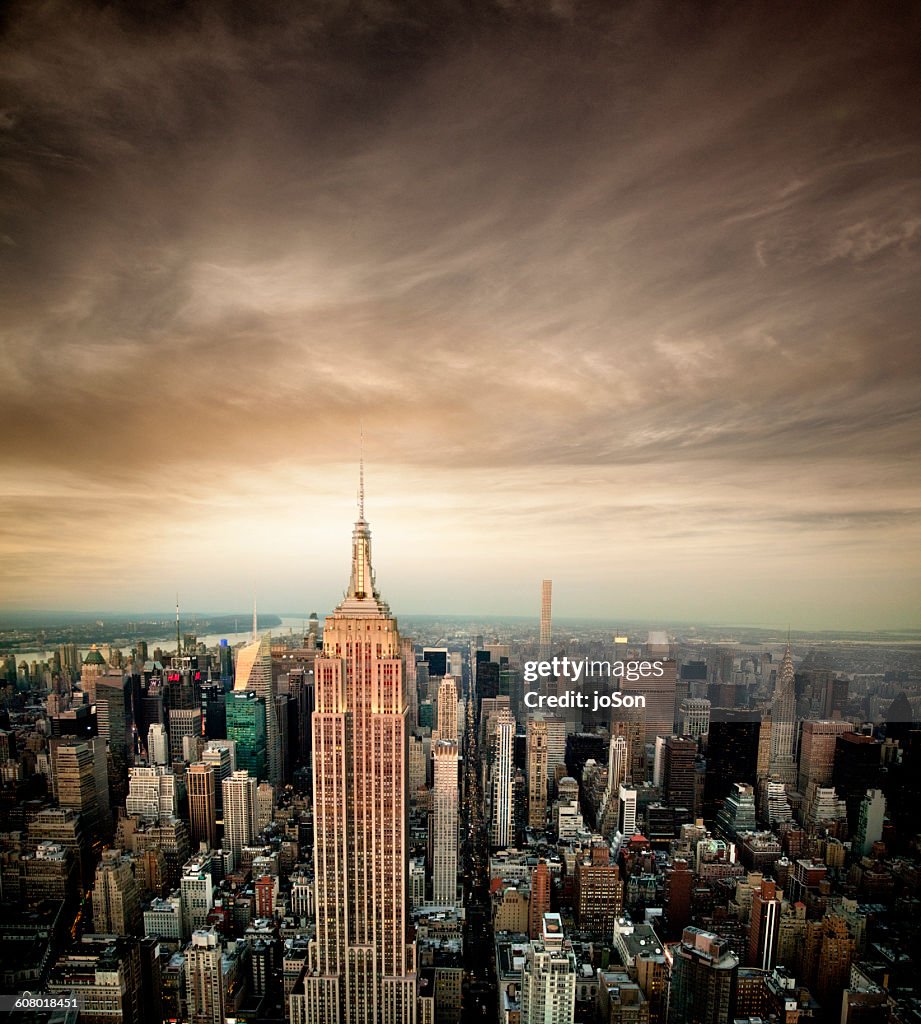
[2,1,920,1024]
[0,497,919,1023]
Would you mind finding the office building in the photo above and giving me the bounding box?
[222,770,256,869]
[527,718,549,829]
[623,659,677,742]
[436,675,459,741]
[666,927,738,1024]
[187,762,218,850]
[767,645,798,787]
[181,851,215,937]
[678,698,711,740]
[748,879,781,970]
[92,848,141,935]
[432,739,459,906]
[186,928,225,1024]
[226,691,267,780]
[797,719,854,793]
[520,913,576,1024]
[148,722,169,766]
[664,736,697,816]
[126,765,177,822]
[306,488,416,1024]
[491,709,516,848]
[855,789,886,855]
[234,634,280,784]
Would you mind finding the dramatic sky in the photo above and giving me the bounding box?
[2,0,920,629]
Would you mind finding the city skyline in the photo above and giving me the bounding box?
[2,0,920,629]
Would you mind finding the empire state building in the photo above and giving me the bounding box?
[299,481,416,1024]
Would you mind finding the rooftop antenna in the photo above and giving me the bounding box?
[358,420,365,521]
[252,593,258,642]
[176,594,181,657]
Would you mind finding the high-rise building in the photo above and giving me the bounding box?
[202,741,235,807]
[527,718,549,830]
[186,928,225,1024]
[529,860,551,939]
[520,913,576,1024]
[256,780,275,830]
[715,782,757,839]
[797,719,854,793]
[80,646,108,703]
[664,736,697,816]
[624,659,677,743]
[539,580,552,659]
[148,722,169,766]
[187,763,217,850]
[432,739,459,906]
[92,848,142,935]
[436,676,459,742]
[168,707,203,765]
[855,789,886,855]
[51,735,111,838]
[491,709,516,849]
[678,698,711,740]
[618,784,638,838]
[226,691,267,779]
[767,645,798,787]
[573,841,624,935]
[181,851,215,938]
[307,488,416,1024]
[748,879,781,970]
[666,927,738,1024]
[611,709,647,783]
[222,770,256,869]
[126,765,177,822]
[233,634,279,785]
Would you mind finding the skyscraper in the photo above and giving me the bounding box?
[526,718,549,830]
[222,769,256,869]
[436,676,459,742]
[187,762,217,850]
[186,928,225,1024]
[491,709,516,849]
[432,739,459,906]
[226,691,267,779]
[748,879,781,970]
[539,580,552,659]
[234,634,279,784]
[767,645,798,787]
[307,484,415,1024]
[667,928,738,1024]
[520,913,576,1024]
[92,848,141,935]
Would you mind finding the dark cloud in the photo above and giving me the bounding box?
[1,0,919,622]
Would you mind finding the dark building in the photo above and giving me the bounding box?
[664,736,698,817]
[565,732,608,783]
[833,733,882,831]
[201,682,227,740]
[703,710,761,821]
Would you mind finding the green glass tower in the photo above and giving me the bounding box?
[226,691,267,780]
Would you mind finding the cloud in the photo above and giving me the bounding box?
[1,0,920,624]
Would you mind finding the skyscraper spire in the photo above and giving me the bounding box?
[176,594,181,657]
[252,594,258,641]
[358,422,365,522]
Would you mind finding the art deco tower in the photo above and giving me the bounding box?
[306,477,415,1024]
[767,644,798,787]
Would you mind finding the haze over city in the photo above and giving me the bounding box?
[2,0,920,628]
